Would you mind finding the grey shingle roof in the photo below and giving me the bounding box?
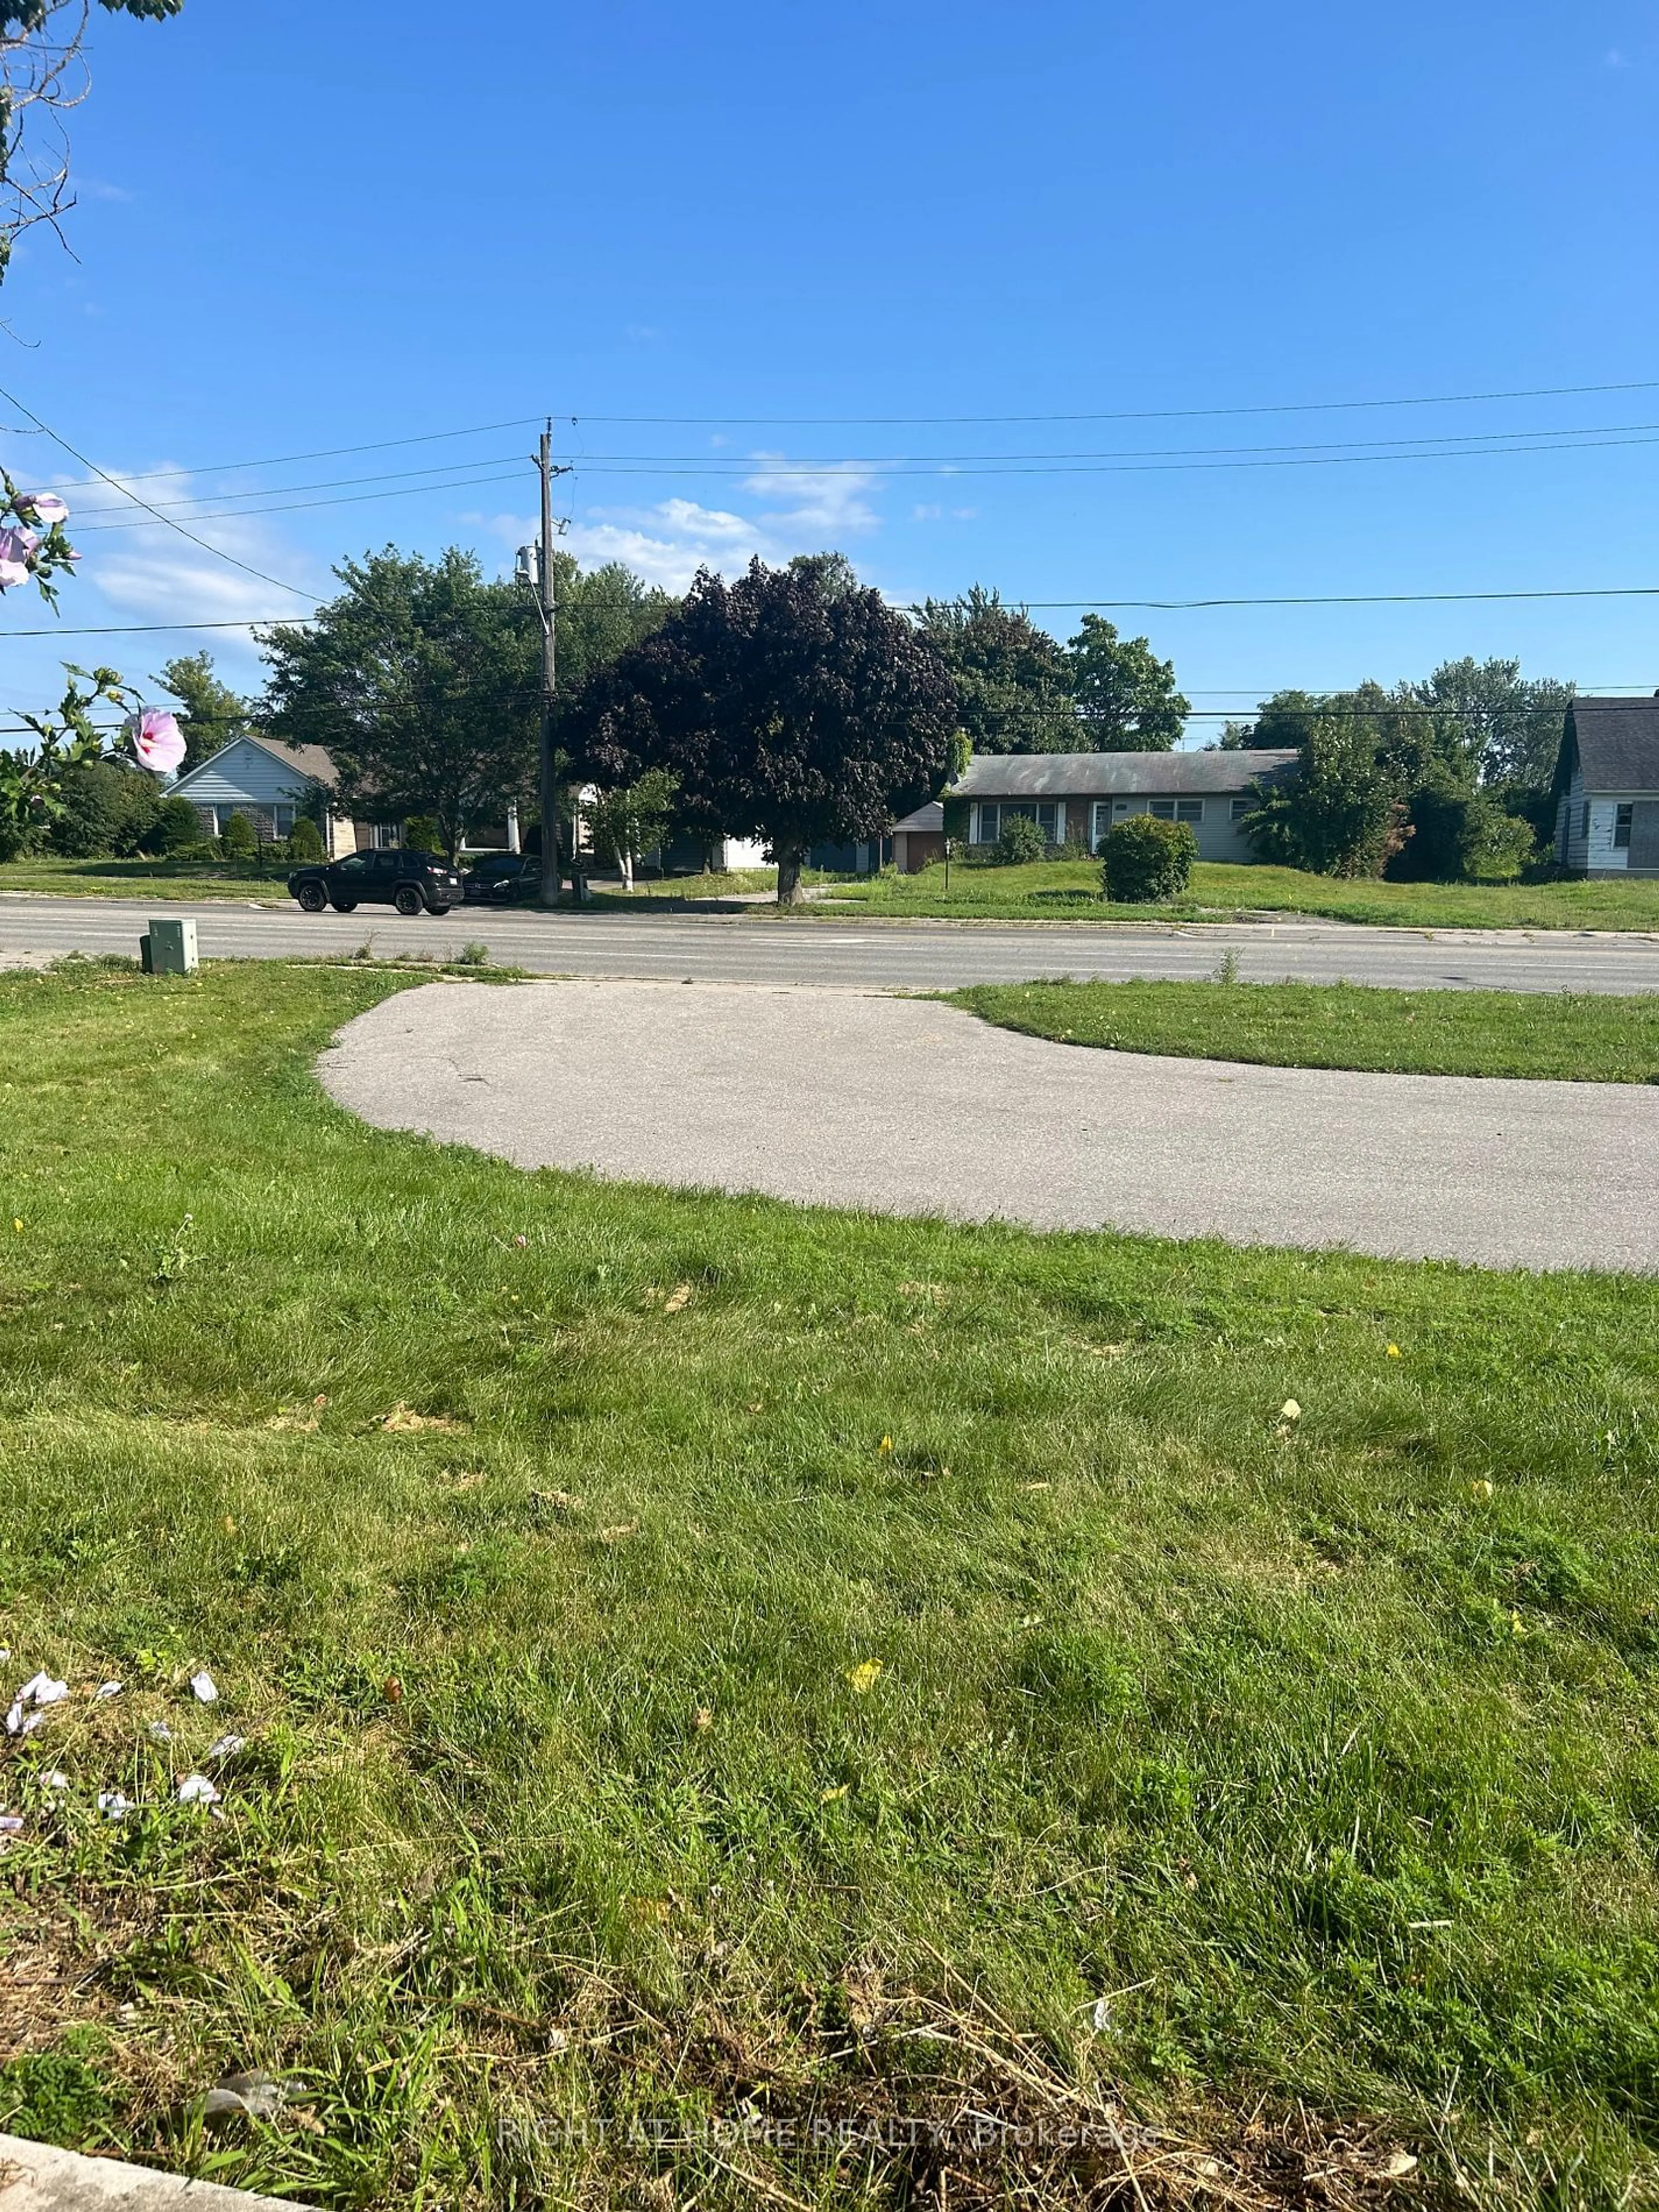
[893,799,944,833]
[949,748,1299,798]
[1564,696,1659,794]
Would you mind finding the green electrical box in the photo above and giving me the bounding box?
[140,918,198,976]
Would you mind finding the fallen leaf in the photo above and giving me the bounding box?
[1019,1481,1050,1492]
[692,1706,713,1732]
[1469,1478,1495,1501]
[819,1783,850,1803]
[1386,1344,1402,1358]
[382,1677,404,1704]
[1382,2152,1419,2180]
[661,1283,693,1314]
[600,1520,639,1544]
[1279,1399,1301,1423]
[845,1660,883,1694]
[877,1434,893,1456]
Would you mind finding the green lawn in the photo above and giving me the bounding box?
[1,963,1657,2208]
[809,858,1659,932]
[948,979,1659,1083]
[0,855,291,903]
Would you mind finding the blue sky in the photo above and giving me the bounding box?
[2,0,1655,732]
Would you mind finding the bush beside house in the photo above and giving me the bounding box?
[1100,815,1197,902]
[995,812,1048,865]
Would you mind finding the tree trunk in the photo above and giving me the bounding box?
[776,846,806,904]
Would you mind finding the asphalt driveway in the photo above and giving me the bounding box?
[318,980,1659,1273]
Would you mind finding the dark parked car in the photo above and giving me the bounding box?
[287,848,462,918]
[461,852,541,904]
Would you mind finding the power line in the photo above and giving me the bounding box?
[566,431,1659,480]
[37,416,548,496]
[1,584,1657,650]
[565,418,1659,467]
[0,617,317,637]
[71,467,529,533]
[0,378,319,603]
[1015,587,1659,610]
[66,453,529,523]
[569,375,1659,428]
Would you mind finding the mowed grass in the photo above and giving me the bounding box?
[810,858,1659,932]
[0,855,293,903]
[948,979,1659,1082]
[0,964,1657,2208]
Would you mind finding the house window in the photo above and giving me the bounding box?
[1582,802,1592,839]
[1176,799,1204,823]
[273,805,295,837]
[978,801,1058,844]
[1149,799,1176,820]
[1615,804,1634,850]
[1230,797,1252,821]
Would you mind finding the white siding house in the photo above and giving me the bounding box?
[168,737,399,857]
[1552,697,1659,878]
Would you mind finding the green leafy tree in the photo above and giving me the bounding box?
[1,0,183,281]
[1065,614,1189,751]
[915,586,1073,754]
[47,756,160,856]
[0,664,132,858]
[1218,691,1325,750]
[550,554,677,696]
[155,651,250,771]
[261,548,541,860]
[1243,705,1410,877]
[587,767,678,878]
[576,554,958,905]
[146,794,205,855]
[1408,656,1575,791]
[1100,814,1198,902]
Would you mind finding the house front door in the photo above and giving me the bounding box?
[1629,801,1659,874]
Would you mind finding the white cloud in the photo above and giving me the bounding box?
[474,454,887,596]
[741,454,879,536]
[52,467,319,688]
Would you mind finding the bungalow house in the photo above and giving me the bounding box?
[891,748,1300,872]
[1552,694,1659,877]
[168,736,403,857]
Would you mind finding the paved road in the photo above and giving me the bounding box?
[6,893,1659,991]
[320,980,1659,1273]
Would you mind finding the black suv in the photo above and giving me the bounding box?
[461,852,540,904]
[288,849,462,918]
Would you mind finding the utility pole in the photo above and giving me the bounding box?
[534,422,567,909]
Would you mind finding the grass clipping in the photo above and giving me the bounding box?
[489,1959,1421,2209]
